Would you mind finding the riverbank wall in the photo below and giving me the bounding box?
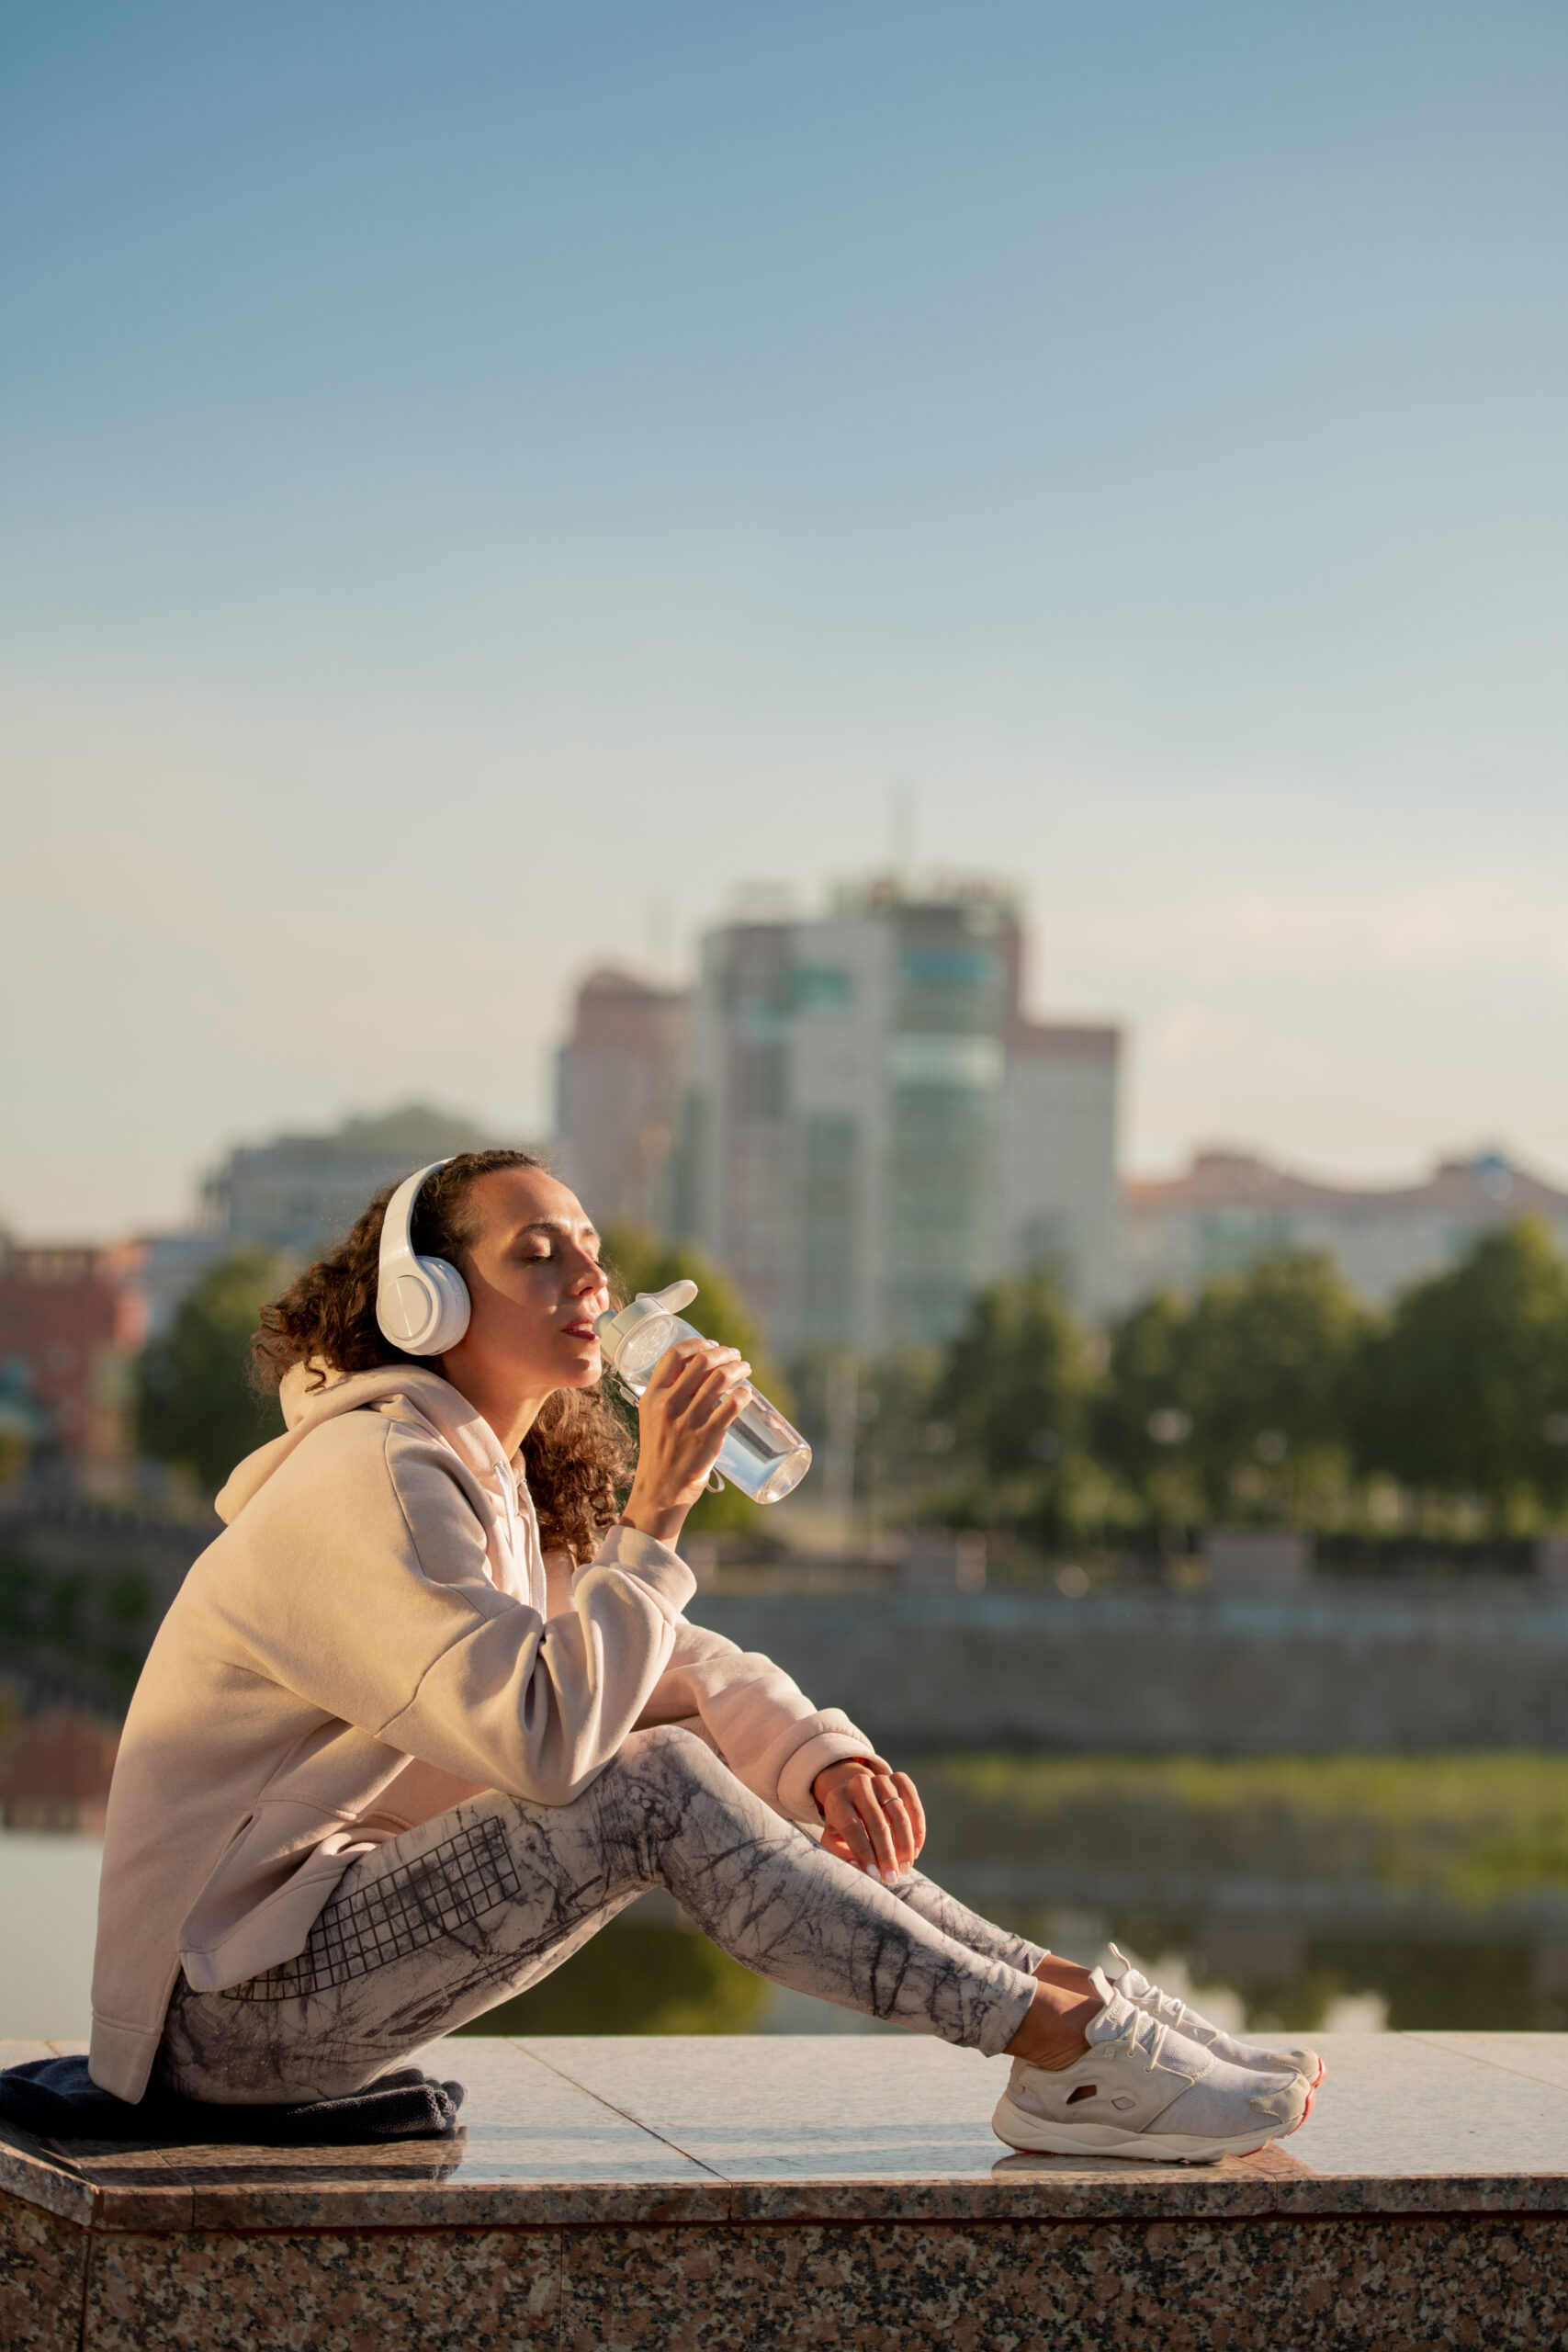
[689,1584,1568,1751]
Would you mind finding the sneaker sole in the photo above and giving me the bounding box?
[991,2086,1312,2165]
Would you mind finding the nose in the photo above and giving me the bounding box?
[565,1242,607,1298]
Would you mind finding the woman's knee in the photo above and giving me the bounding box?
[606,1725,755,1818]
[615,1723,727,1787]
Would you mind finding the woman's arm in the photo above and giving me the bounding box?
[617,1337,751,1544]
[383,1340,753,1799]
[632,1615,882,1820]
[213,1413,694,1808]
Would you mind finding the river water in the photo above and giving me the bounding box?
[0,1833,101,2040]
[7,1754,1563,2042]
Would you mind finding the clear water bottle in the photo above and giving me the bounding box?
[594,1281,812,1504]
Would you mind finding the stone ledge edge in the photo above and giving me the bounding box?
[8,2169,1568,2235]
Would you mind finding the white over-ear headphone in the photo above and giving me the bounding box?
[376,1159,472,1356]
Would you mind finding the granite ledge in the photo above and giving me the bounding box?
[9,2148,1568,2233]
[0,2119,102,2231]
[4,2030,1568,2236]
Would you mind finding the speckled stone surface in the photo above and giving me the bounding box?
[0,2188,88,2352]
[82,2228,560,2352]
[558,2216,1568,2351]
[556,2218,1299,2352]
[6,2033,1568,2349]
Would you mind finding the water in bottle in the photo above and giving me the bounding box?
[593,1281,812,1504]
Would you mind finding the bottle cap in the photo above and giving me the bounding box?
[593,1280,699,1382]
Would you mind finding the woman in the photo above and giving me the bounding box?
[91,1150,1318,2160]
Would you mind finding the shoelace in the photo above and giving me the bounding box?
[1095,1996,1171,2078]
[1107,1945,1210,2040]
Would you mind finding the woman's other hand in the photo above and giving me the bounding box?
[620,1340,751,1544]
[813,1758,926,1880]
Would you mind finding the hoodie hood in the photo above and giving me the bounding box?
[216,1363,524,1526]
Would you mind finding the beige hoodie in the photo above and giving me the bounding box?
[89,1364,874,2101]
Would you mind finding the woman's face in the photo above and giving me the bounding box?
[439,1164,609,1406]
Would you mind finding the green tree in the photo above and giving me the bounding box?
[844,1348,946,1530]
[931,1269,1091,1543]
[1352,1219,1568,1530]
[789,1344,948,1532]
[1099,1253,1366,1530]
[1181,1252,1368,1522]
[1095,1292,1204,1529]
[136,1250,285,1496]
[599,1225,785,1533]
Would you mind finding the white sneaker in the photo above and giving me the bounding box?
[992,1974,1314,2164]
[1105,1943,1324,2087]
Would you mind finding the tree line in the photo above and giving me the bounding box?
[795,1218,1568,1549]
[132,1216,1568,1546]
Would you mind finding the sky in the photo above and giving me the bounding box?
[3,1,1566,1235]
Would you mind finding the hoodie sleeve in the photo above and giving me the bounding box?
[624,1602,882,1824]
[220,1412,696,1806]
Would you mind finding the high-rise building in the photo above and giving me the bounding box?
[681,885,1121,1357]
[1001,1020,1122,1324]
[555,970,689,1234]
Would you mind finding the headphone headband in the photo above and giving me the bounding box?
[376,1159,472,1355]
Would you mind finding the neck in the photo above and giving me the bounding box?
[435,1359,553,1463]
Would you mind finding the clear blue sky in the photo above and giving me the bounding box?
[3,2,1566,1232]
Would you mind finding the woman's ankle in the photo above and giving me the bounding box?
[1033,1951,1099,1996]
[1006,1970,1105,2070]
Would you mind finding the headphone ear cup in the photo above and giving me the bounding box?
[378,1255,471,1354]
[419,1255,471,1353]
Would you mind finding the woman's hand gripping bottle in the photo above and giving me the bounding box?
[594,1281,812,1503]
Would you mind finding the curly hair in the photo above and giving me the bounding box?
[251,1150,634,1559]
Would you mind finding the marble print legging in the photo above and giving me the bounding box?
[157,1725,1045,2104]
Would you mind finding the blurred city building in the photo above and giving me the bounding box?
[680,882,1121,1355]
[1001,1017,1122,1325]
[0,1705,120,1834]
[0,1243,146,1472]
[1123,1146,1568,1306]
[198,1102,504,1254]
[121,1103,526,1351]
[555,969,689,1234]
[130,1231,235,1343]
